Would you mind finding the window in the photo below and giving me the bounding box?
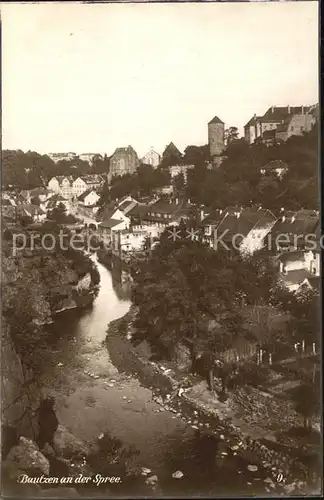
[164,214,168,219]
[290,126,294,131]
[300,126,304,132]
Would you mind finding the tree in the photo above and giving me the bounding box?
[132,235,282,366]
[98,179,111,207]
[294,383,320,432]
[224,126,239,146]
[183,145,210,168]
[172,172,185,198]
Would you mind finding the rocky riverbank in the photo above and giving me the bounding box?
[2,424,164,498]
[106,308,321,496]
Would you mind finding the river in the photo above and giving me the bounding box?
[39,254,280,497]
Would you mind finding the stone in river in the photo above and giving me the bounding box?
[141,467,151,475]
[108,383,114,387]
[145,475,158,485]
[93,375,99,379]
[191,425,199,430]
[231,445,239,450]
[172,470,184,479]
[247,464,258,472]
[219,434,225,440]
[57,362,63,367]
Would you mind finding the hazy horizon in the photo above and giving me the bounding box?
[2,1,318,157]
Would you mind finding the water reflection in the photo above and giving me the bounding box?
[110,257,132,302]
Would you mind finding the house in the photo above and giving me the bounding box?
[48,152,77,163]
[298,276,321,294]
[140,199,190,232]
[153,185,173,196]
[17,204,46,222]
[260,160,288,179]
[268,211,319,252]
[77,189,100,207]
[78,153,100,165]
[127,203,162,238]
[47,176,74,199]
[162,142,183,164]
[20,190,32,203]
[72,175,105,197]
[169,164,194,184]
[200,209,225,247]
[142,149,161,168]
[213,207,277,253]
[112,229,150,253]
[2,205,17,222]
[276,249,320,277]
[116,196,138,215]
[46,193,70,212]
[110,146,139,177]
[281,269,313,293]
[244,115,262,144]
[244,104,318,144]
[98,218,129,246]
[29,187,49,203]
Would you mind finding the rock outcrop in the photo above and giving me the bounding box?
[53,425,89,459]
[5,436,50,476]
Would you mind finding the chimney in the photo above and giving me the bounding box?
[281,215,286,222]
[301,105,304,115]
[271,105,275,113]
[200,209,205,221]
[188,198,191,205]
[279,262,284,273]
[175,198,179,205]
[254,113,256,119]
[291,216,295,223]
[287,105,290,114]
[236,212,241,219]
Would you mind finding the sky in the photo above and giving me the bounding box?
[2,1,319,158]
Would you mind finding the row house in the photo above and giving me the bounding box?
[142,149,161,168]
[48,174,105,199]
[73,174,105,197]
[110,146,139,177]
[140,199,190,232]
[48,176,74,199]
[244,104,318,145]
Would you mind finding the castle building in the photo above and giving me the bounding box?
[142,149,161,168]
[208,116,225,158]
[110,146,139,177]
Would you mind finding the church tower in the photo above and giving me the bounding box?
[208,116,225,157]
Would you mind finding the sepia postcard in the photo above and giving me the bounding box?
[1,1,322,498]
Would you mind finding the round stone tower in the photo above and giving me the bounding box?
[208,116,225,157]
